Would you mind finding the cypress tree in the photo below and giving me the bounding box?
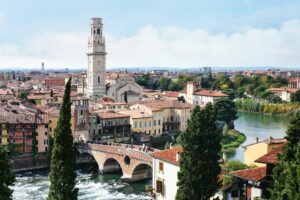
[270,112,300,199]
[176,104,221,200]
[0,146,15,200]
[48,78,78,200]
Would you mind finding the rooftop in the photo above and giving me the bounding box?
[151,146,183,166]
[230,167,267,182]
[255,147,283,164]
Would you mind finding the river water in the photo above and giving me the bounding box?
[12,112,290,199]
[12,164,151,200]
[227,111,290,161]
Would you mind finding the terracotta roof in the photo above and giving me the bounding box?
[243,138,287,148]
[151,146,183,166]
[269,88,297,93]
[179,89,187,94]
[134,99,192,110]
[164,91,179,98]
[255,147,283,164]
[97,111,129,119]
[0,89,14,95]
[119,109,152,118]
[193,90,228,97]
[230,167,266,182]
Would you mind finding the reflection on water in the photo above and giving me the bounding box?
[229,111,289,161]
[13,164,151,200]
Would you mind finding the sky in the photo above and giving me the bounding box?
[0,0,299,69]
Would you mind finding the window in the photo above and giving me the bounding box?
[45,132,47,136]
[50,127,52,132]
[135,122,137,128]
[80,110,84,115]
[158,120,161,125]
[45,124,48,128]
[145,121,147,127]
[156,180,163,194]
[140,121,142,128]
[154,120,156,126]
[159,162,164,172]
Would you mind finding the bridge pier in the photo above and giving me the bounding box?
[100,164,122,173]
[121,171,149,182]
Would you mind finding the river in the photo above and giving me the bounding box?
[12,164,151,200]
[227,111,290,161]
[12,112,290,199]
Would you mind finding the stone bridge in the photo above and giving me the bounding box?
[76,142,159,182]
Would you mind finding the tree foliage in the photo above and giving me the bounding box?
[0,146,15,200]
[270,112,300,199]
[214,98,238,128]
[176,104,221,200]
[291,89,300,103]
[48,78,78,200]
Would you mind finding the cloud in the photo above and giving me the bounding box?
[0,20,299,69]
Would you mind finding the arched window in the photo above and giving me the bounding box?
[98,76,100,84]
[97,28,100,34]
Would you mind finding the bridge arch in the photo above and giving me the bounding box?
[102,157,122,173]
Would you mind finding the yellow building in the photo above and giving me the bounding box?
[0,124,8,146]
[119,109,154,134]
[47,109,76,140]
[128,99,193,136]
[243,137,286,167]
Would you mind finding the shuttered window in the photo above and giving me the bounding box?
[159,162,164,172]
[156,180,163,194]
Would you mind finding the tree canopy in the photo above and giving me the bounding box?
[0,146,15,200]
[271,112,300,199]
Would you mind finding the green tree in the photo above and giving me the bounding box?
[214,98,238,129]
[124,91,128,103]
[48,78,78,200]
[16,91,27,100]
[177,96,186,103]
[158,77,171,91]
[176,104,221,200]
[0,146,16,200]
[291,89,300,103]
[270,112,300,199]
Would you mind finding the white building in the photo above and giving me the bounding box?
[86,18,106,97]
[151,146,225,200]
[179,81,228,106]
[151,146,182,200]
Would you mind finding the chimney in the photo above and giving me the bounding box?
[176,152,180,162]
[256,137,259,143]
[269,136,273,143]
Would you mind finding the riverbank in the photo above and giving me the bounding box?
[236,98,300,117]
[221,130,246,152]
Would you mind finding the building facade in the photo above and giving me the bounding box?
[88,111,131,143]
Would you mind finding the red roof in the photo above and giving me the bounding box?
[230,167,266,182]
[194,90,228,97]
[164,91,179,98]
[151,146,183,166]
[255,147,283,164]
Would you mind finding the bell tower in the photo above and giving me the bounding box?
[86,18,106,97]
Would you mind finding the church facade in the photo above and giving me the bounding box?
[85,18,143,103]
